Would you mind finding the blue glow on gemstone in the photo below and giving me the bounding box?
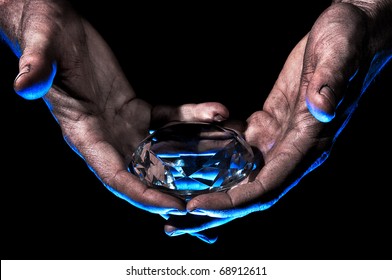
[212,175,224,187]
[131,122,255,199]
[172,159,185,167]
[157,152,217,158]
[190,168,220,181]
[174,177,210,191]
[230,156,245,169]
[168,166,185,177]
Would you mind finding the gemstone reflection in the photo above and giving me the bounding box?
[130,122,255,200]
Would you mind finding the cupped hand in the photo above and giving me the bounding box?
[163,2,392,241]
[1,0,230,216]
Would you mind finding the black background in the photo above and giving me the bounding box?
[2,1,391,260]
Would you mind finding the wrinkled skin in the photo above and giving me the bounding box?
[163,2,392,242]
[0,0,229,220]
[1,0,391,244]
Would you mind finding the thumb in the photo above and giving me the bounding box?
[303,4,366,123]
[304,67,353,123]
[12,1,59,100]
[14,53,57,100]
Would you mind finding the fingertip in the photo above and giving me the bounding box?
[160,214,170,220]
[190,232,218,244]
[165,208,188,216]
[213,114,226,122]
[164,225,185,237]
[210,102,229,122]
[14,56,57,100]
[186,192,231,214]
[306,85,336,123]
[187,102,229,123]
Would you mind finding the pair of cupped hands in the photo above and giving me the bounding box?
[3,0,391,243]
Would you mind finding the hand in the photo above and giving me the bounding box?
[0,0,230,217]
[163,2,392,241]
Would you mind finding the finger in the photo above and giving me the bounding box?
[14,55,57,100]
[164,223,219,244]
[13,0,60,99]
[189,232,218,244]
[104,168,188,216]
[160,214,170,220]
[151,102,229,128]
[303,4,366,122]
[64,128,188,216]
[185,146,303,218]
[185,181,277,219]
[164,215,233,236]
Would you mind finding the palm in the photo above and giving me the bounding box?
[164,5,386,238]
[16,8,188,213]
[23,10,228,215]
[182,36,331,217]
[243,36,330,205]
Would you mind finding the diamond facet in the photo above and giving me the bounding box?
[130,122,255,200]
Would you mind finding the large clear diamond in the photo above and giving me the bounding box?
[130,122,255,200]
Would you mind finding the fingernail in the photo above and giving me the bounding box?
[192,233,218,244]
[160,214,170,220]
[319,85,336,107]
[189,208,207,216]
[14,65,31,85]
[213,114,226,122]
[165,230,185,237]
[166,209,187,215]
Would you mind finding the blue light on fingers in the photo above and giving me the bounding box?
[15,62,57,100]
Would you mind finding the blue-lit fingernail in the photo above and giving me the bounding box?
[191,233,218,244]
[165,230,185,237]
[166,209,187,215]
[160,214,170,220]
[189,208,207,215]
[306,98,335,123]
